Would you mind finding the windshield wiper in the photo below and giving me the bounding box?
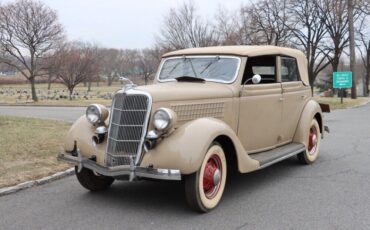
[166,61,182,76]
[200,56,220,74]
[166,56,198,79]
[184,56,198,78]
[175,76,205,82]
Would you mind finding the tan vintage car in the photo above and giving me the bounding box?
[58,46,328,212]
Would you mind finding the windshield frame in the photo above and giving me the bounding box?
[156,55,242,84]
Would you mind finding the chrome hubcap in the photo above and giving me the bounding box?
[203,154,222,199]
[213,169,221,186]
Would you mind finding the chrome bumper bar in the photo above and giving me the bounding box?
[57,151,181,181]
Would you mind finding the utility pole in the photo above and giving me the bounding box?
[348,0,357,99]
[366,41,370,96]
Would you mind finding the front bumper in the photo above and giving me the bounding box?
[57,151,181,181]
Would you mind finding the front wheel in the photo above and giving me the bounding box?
[184,142,227,212]
[75,167,115,191]
[297,119,321,164]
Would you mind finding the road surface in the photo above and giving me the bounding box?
[0,106,84,122]
[0,104,370,229]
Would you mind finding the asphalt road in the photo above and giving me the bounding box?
[0,106,85,122]
[1,104,370,229]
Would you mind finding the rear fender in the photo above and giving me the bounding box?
[293,99,323,148]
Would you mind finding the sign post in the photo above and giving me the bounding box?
[333,72,353,104]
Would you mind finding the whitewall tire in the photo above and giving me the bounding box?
[185,142,227,212]
[298,119,321,164]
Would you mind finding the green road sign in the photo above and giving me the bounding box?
[333,72,352,88]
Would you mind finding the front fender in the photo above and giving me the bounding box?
[293,99,323,148]
[64,116,106,165]
[140,118,259,175]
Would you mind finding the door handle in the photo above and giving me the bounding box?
[279,98,285,101]
[301,95,307,99]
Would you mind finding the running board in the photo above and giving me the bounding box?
[249,143,306,169]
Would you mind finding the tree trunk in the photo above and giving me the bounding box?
[363,72,368,97]
[69,88,73,100]
[366,45,370,97]
[107,77,113,86]
[329,60,339,95]
[88,80,92,92]
[308,68,315,97]
[47,75,52,90]
[29,77,38,102]
[348,0,357,99]
[144,75,148,85]
[332,59,339,73]
[310,85,314,96]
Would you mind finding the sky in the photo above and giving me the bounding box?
[30,0,245,49]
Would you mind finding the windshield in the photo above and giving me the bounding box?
[158,56,241,83]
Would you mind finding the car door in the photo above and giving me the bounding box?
[238,55,283,153]
[279,56,311,144]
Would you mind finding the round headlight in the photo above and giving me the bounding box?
[153,108,176,132]
[86,104,108,125]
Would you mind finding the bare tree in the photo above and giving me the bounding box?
[319,0,349,74]
[239,5,264,45]
[51,42,99,100]
[99,48,121,86]
[287,0,331,92]
[0,0,64,101]
[99,48,158,86]
[137,48,160,85]
[157,1,218,50]
[247,0,293,46]
[214,7,242,45]
[150,44,168,63]
[320,0,370,72]
[116,49,139,81]
[42,56,59,90]
[356,11,370,96]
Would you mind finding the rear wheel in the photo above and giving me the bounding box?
[297,119,321,164]
[184,142,227,212]
[75,167,114,191]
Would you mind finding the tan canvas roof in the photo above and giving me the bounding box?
[163,45,303,58]
[162,46,309,86]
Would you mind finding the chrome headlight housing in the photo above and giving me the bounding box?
[153,108,177,132]
[86,104,109,125]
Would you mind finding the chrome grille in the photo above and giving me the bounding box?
[106,92,151,166]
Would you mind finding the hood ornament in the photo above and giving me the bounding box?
[119,76,137,90]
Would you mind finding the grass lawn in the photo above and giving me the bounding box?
[0,116,71,188]
[315,96,370,110]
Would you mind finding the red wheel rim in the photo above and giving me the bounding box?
[203,154,222,199]
[308,126,318,155]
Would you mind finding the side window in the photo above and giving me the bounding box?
[281,57,300,82]
[243,56,277,84]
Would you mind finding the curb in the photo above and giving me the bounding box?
[348,99,370,109]
[330,98,370,111]
[0,168,75,197]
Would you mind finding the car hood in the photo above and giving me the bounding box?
[135,82,234,102]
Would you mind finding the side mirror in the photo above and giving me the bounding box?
[252,74,261,84]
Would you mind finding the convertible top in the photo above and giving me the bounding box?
[163,46,309,86]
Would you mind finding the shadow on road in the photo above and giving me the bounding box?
[76,156,303,215]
